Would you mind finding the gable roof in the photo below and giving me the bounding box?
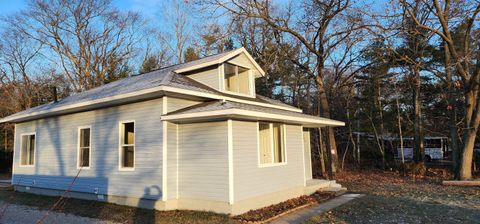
[0,48,301,123]
[174,47,265,76]
[162,100,344,127]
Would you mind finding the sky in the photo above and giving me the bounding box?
[0,0,387,17]
[0,0,389,67]
[0,0,160,18]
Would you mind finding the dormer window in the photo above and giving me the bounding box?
[223,63,251,95]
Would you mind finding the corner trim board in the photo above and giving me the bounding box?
[162,121,168,201]
[227,119,234,204]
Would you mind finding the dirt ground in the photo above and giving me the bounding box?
[0,172,11,180]
[0,188,239,224]
[306,170,480,224]
[1,169,479,223]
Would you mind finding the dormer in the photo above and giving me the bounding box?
[174,47,265,98]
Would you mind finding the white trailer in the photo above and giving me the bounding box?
[396,137,448,161]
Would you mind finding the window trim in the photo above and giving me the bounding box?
[257,122,287,168]
[19,132,36,168]
[118,120,136,171]
[222,63,254,97]
[77,125,92,170]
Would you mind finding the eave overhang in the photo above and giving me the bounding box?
[161,108,345,128]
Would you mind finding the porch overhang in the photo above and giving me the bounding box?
[161,108,345,128]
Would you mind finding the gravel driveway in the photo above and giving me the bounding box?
[0,200,117,224]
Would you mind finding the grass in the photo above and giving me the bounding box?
[0,189,240,224]
[305,169,480,224]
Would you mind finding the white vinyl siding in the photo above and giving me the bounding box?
[12,98,164,200]
[166,97,203,113]
[233,121,304,202]
[303,130,313,180]
[166,122,178,200]
[186,66,220,90]
[177,121,228,202]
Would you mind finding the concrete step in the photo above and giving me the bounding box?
[319,187,348,196]
[304,179,346,195]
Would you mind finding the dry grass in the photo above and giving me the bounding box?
[0,189,240,224]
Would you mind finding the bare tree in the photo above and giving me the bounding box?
[159,0,194,64]
[0,29,41,112]
[6,0,145,92]
[205,0,370,175]
[402,0,480,180]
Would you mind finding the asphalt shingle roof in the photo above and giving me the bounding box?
[166,100,336,123]
[2,48,300,122]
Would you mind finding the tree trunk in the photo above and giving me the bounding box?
[377,80,386,169]
[394,81,405,164]
[317,128,327,177]
[316,76,338,176]
[324,127,336,176]
[413,67,424,164]
[444,42,460,178]
[460,130,477,180]
[459,90,480,180]
[346,98,357,168]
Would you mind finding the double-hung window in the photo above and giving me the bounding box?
[20,133,36,166]
[78,127,91,169]
[258,123,286,166]
[119,121,135,170]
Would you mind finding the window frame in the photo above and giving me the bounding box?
[19,132,36,168]
[222,63,253,97]
[118,120,136,171]
[257,122,287,168]
[77,126,92,170]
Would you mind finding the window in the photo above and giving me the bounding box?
[223,63,250,95]
[120,122,135,170]
[78,127,91,168]
[20,134,35,166]
[258,123,286,166]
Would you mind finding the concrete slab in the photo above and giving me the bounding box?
[269,194,365,224]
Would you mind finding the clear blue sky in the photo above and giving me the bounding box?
[0,0,159,17]
[0,0,386,16]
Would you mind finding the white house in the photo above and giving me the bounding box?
[0,47,345,215]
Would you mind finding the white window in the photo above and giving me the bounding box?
[77,127,91,169]
[258,123,286,166]
[20,133,35,166]
[224,63,251,95]
[119,121,135,170]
